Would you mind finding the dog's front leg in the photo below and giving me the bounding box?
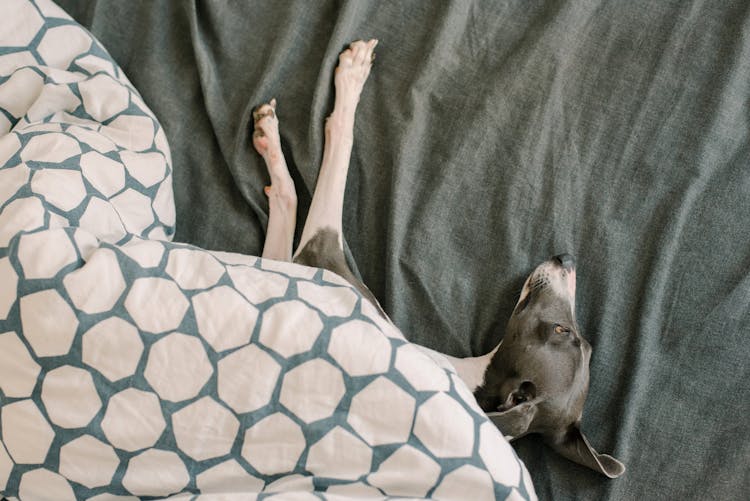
[253,98,298,262]
[293,39,377,258]
[291,40,384,314]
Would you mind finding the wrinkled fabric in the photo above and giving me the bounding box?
[58,1,750,499]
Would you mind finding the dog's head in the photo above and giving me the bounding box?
[475,254,625,478]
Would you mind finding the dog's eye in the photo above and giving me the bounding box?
[512,393,527,405]
[554,324,569,334]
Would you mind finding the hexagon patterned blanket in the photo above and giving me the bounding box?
[0,1,536,499]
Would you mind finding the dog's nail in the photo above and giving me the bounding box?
[270,98,277,108]
[264,186,271,196]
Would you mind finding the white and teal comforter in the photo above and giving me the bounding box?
[0,1,536,499]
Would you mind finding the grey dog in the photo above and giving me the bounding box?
[251,39,624,478]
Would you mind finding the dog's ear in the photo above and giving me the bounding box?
[548,424,625,478]
[486,401,538,440]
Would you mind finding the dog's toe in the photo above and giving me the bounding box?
[253,99,278,123]
[252,99,282,158]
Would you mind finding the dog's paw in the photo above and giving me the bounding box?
[335,39,377,101]
[252,98,280,159]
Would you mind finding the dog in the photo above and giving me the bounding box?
[251,39,624,479]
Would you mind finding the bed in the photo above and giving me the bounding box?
[3,0,750,499]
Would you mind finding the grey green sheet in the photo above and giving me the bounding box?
[57,1,750,499]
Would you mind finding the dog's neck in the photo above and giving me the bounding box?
[416,342,501,392]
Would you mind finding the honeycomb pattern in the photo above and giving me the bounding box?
[0,1,536,499]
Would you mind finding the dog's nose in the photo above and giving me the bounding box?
[554,253,575,271]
